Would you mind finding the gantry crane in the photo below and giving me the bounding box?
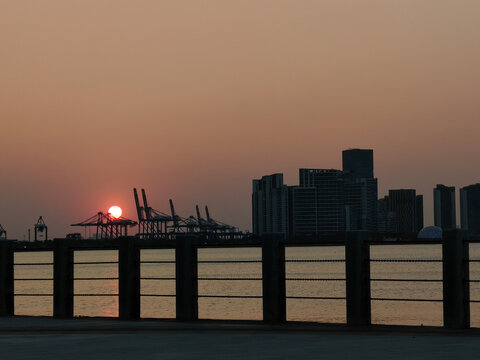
[133,188,246,241]
[0,224,6,240]
[34,216,48,241]
[71,212,137,240]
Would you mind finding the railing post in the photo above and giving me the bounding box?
[175,235,198,321]
[54,239,74,318]
[443,229,469,329]
[0,241,14,316]
[262,233,286,322]
[119,237,140,320]
[345,231,371,326]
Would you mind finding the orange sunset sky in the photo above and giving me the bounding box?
[1,1,480,238]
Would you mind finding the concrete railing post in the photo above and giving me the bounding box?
[443,230,470,329]
[262,233,286,322]
[175,235,198,321]
[0,241,14,316]
[54,239,74,318]
[119,237,140,320]
[345,231,371,326]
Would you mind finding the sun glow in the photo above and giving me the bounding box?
[108,206,122,219]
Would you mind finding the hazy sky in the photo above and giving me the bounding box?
[1,1,480,239]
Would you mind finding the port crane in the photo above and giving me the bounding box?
[71,212,137,240]
[34,216,48,241]
[133,188,246,240]
[0,224,6,240]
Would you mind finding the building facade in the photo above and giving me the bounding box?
[292,169,346,235]
[384,189,423,234]
[460,183,480,237]
[377,196,396,233]
[252,149,379,237]
[434,184,456,230]
[252,174,289,236]
[342,149,378,232]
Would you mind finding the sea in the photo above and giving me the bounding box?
[13,244,480,327]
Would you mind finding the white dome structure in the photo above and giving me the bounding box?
[418,226,443,239]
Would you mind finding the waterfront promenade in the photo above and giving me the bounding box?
[1,317,480,359]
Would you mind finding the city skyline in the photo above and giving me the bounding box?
[2,148,480,239]
[2,1,480,238]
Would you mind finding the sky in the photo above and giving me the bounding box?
[1,1,480,239]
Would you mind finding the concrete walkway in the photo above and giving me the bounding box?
[1,317,480,359]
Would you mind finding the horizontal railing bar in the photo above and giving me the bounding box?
[74,261,118,265]
[371,279,442,282]
[197,278,262,281]
[197,295,262,299]
[286,278,345,281]
[141,277,176,280]
[370,259,442,263]
[469,280,480,283]
[140,261,176,264]
[74,294,118,296]
[285,259,345,263]
[287,296,345,300]
[371,298,442,302]
[14,278,54,281]
[14,294,53,296]
[74,278,118,280]
[197,260,262,263]
[14,263,53,266]
[141,294,176,297]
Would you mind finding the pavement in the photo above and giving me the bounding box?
[1,317,480,359]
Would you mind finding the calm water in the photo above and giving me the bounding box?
[13,244,480,327]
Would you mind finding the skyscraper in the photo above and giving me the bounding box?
[342,149,374,179]
[387,189,423,234]
[342,149,378,231]
[252,149,379,237]
[288,186,317,236]
[460,183,480,237]
[291,169,345,235]
[252,174,289,236]
[434,184,456,230]
[416,195,424,232]
[377,196,395,233]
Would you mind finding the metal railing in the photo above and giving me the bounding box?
[0,230,475,329]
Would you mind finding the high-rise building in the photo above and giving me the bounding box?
[342,149,378,231]
[460,183,480,237]
[342,149,374,179]
[434,184,456,230]
[252,149,379,237]
[377,196,396,233]
[290,169,345,235]
[416,195,424,232]
[252,174,289,236]
[288,186,317,236]
[387,189,423,234]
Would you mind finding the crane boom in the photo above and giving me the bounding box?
[205,206,211,222]
[196,205,202,221]
[169,199,179,227]
[133,188,144,221]
[141,189,152,220]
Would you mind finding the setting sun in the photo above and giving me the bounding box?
[108,206,122,219]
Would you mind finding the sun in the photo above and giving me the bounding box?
[108,206,122,219]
